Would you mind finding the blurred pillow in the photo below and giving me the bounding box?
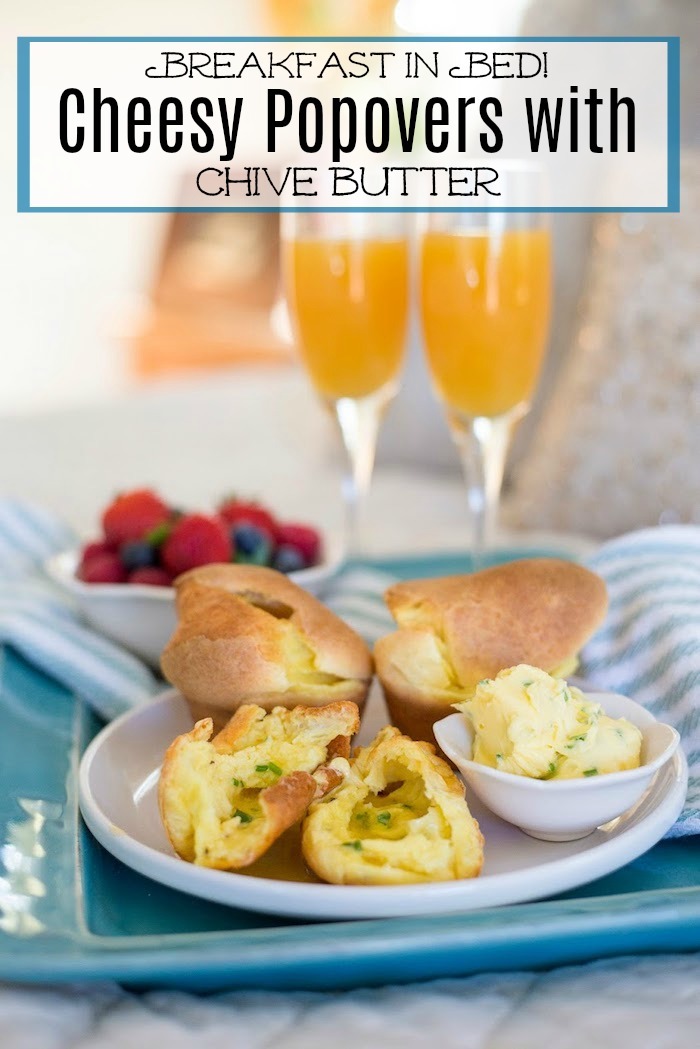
[504,151,700,539]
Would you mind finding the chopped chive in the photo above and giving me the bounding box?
[495,753,503,761]
[342,840,363,851]
[401,804,413,811]
[542,762,558,779]
[522,680,533,688]
[231,777,244,787]
[354,811,370,825]
[583,768,599,777]
[377,811,391,826]
[234,809,253,824]
[478,679,489,686]
[255,761,283,776]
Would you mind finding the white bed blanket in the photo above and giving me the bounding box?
[2,953,699,1049]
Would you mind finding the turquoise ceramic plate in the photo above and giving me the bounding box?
[2,549,700,992]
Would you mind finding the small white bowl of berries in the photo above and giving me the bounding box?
[45,489,340,668]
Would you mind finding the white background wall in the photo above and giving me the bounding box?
[1,1,256,416]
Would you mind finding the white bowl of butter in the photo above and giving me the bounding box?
[434,666,680,842]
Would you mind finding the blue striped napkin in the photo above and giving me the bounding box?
[320,565,395,641]
[580,526,700,837]
[0,500,164,720]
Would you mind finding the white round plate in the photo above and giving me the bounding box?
[79,684,687,921]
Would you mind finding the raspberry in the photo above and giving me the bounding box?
[102,489,171,546]
[274,523,322,567]
[161,514,231,576]
[78,552,128,584]
[218,499,277,536]
[79,539,114,565]
[128,566,173,587]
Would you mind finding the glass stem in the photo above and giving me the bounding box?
[450,406,526,566]
[333,388,393,561]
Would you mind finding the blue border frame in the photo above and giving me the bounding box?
[17,36,681,214]
[17,37,30,213]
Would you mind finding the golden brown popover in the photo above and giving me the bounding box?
[161,564,373,728]
[374,558,608,742]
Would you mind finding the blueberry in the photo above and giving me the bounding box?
[233,523,272,566]
[121,540,158,570]
[273,544,306,574]
[232,523,260,554]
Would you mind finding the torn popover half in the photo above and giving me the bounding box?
[159,701,360,870]
[161,564,373,728]
[301,726,483,885]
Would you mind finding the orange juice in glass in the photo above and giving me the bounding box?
[421,228,551,418]
[285,236,408,400]
[282,214,410,555]
[419,172,552,557]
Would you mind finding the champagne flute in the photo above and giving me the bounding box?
[281,212,410,558]
[419,168,552,562]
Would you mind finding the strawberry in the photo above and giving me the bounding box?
[78,552,128,584]
[128,566,173,587]
[274,523,322,567]
[102,489,171,546]
[161,514,231,576]
[218,498,277,537]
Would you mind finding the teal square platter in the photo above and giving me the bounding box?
[2,549,700,992]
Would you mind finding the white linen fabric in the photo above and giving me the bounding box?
[2,954,700,1049]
